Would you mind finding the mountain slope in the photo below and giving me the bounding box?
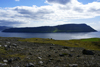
[0,26,11,31]
[2,24,97,33]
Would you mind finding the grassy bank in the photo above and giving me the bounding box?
[19,38,100,50]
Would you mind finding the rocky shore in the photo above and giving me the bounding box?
[0,37,100,67]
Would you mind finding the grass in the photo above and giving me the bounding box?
[0,47,26,61]
[19,38,100,50]
[80,38,100,42]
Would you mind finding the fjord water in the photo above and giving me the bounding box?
[0,31,100,40]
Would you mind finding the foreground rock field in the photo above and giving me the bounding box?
[0,37,100,67]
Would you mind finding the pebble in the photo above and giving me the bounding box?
[13,43,17,47]
[25,63,34,67]
[38,57,42,59]
[69,64,78,67]
[4,45,7,48]
[70,49,74,52]
[6,42,11,44]
[39,61,43,64]
[0,63,7,66]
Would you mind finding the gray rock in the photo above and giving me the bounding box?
[69,64,78,67]
[3,60,8,63]
[6,42,11,44]
[70,49,74,52]
[12,43,17,47]
[39,61,43,64]
[38,57,42,59]
[4,45,7,48]
[25,63,34,67]
[0,63,7,66]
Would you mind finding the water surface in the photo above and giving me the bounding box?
[0,31,100,40]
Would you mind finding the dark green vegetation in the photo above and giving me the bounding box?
[2,24,97,33]
[19,38,100,50]
[0,37,100,67]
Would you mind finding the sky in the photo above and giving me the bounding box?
[0,0,100,30]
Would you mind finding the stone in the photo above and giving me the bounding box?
[77,55,80,57]
[59,54,65,57]
[70,49,74,52]
[8,58,13,63]
[50,47,53,49]
[0,63,7,66]
[68,54,73,57]
[6,42,10,44]
[62,46,69,49]
[82,49,94,55]
[39,61,43,64]
[3,60,8,63]
[14,57,21,61]
[29,53,32,55]
[69,64,78,67]
[7,45,11,48]
[38,57,42,59]
[25,63,34,67]
[4,45,7,48]
[0,45,2,47]
[48,55,51,57]
[12,43,17,47]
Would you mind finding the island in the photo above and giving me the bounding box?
[2,24,97,33]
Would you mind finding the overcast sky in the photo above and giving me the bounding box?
[0,0,100,30]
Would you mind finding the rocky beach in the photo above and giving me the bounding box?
[0,37,100,67]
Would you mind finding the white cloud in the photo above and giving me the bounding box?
[87,22,100,30]
[0,0,100,30]
[15,0,20,1]
[97,0,100,2]
[46,0,71,5]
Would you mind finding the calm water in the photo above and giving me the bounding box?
[0,31,100,40]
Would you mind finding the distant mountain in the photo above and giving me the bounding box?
[2,24,97,33]
[0,26,11,31]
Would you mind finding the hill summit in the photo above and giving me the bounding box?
[2,24,97,33]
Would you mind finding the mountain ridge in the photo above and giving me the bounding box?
[2,24,97,33]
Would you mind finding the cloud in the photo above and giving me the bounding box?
[46,0,71,5]
[97,0,100,2]
[0,19,23,26]
[13,6,54,20]
[15,0,20,1]
[0,0,100,30]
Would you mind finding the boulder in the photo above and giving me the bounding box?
[62,47,69,49]
[82,49,94,55]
